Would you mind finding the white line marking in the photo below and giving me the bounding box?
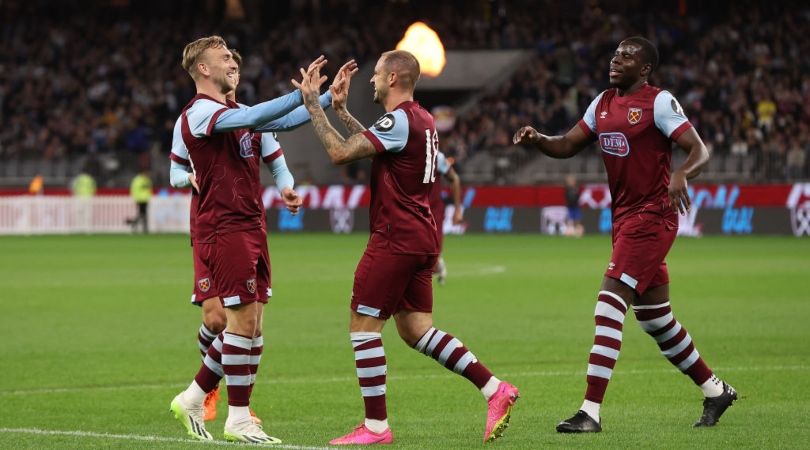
[449,265,507,277]
[0,364,806,397]
[0,427,331,449]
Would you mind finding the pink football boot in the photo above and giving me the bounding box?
[484,381,520,442]
[329,423,393,445]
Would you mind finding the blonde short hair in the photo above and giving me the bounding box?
[181,35,228,79]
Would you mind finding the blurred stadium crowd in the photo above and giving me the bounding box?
[1,0,807,186]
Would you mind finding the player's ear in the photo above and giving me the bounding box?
[640,62,652,78]
[388,71,397,87]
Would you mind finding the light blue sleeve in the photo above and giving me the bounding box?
[254,91,333,132]
[260,133,282,159]
[259,133,293,190]
[654,90,691,138]
[170,116,189,162]
[436,151,450,175]
[365,109,409,153]
[270,154,294,191]
[213,90,304,133]
[186,99,229,138]
[170,161,192,188]
[580,91,605,133]
[169,116,192,188]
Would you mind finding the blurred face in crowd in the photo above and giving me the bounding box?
[608,41,650,90]
[200,46,238,95]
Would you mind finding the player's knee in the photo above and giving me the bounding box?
[203,311,227,334]
[227,309,259,336]
[397,322,432,347]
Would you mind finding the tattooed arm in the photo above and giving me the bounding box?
[330,59,365,135]
[303,94,375,165]
[335,107,366,135]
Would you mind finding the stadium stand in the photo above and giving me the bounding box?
[0,0,807,186]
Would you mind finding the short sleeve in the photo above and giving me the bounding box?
[654,90,692,140]
[361,109,410,153]
[436,151,450,175]
[169,117,189,165]
[577,91,605,136]
[261,133,283,162]
[185,99,230,138]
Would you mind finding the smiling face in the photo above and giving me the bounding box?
[200,46,238,95]
[608,41,650,90]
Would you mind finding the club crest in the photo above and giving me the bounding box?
[627,107,642,125]
[198,278,211,293]
[246,278,257,294]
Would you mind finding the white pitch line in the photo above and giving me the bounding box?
[446,265,507,277]
[0,427,332,449]
[0,364,806,397]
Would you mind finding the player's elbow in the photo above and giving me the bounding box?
[696,143,711,167]
[329,147,352,165]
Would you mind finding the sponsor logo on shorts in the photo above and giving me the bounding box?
[627,107,642,125]
[246,278,257,294]
[198,278,210,293]
[608,262,615,271]
[599,132,630,157]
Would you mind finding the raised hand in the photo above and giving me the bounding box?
[513,126,542,145]
[292,56,329,105]
[281,187,302,215]
[330,59,359,110]
[306,55,327,76]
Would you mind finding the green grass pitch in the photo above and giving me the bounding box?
[1,233,808,449]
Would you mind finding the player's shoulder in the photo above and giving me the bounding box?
[399,101,434,128]
[372,107,410,133]
[189,97,227,110]
[185,94,228,114]
[595,88,616,103]
[644,84,671,102]
[651,88,685,113]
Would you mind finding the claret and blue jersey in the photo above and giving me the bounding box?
[577,84,692,222]
[361,101,441,255]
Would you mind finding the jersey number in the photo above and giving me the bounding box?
[422,129,439,183]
